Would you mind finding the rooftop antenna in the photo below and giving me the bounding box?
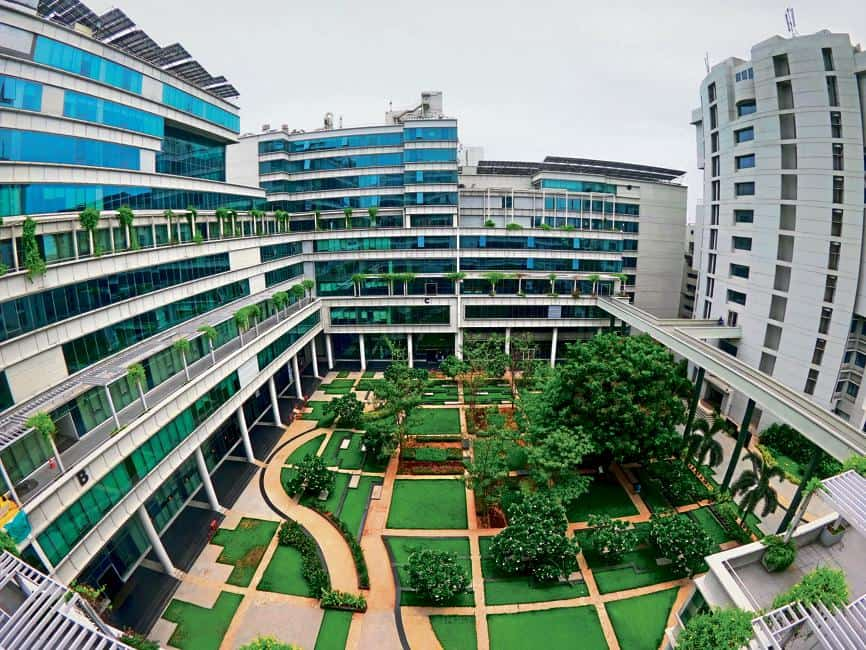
[785,8,798,37]
[704,52,710,74]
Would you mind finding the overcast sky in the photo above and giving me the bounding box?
[89,0,863,217]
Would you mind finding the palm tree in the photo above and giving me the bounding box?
[127,363,148,410]
[234,308,251,344]
[173,338,191,381]
[782,477,824,544]
[482,271,508,296]
[252,209,266,234]
[731,451,786,522]
[398,272,416,295]
[26,412,64,472]
[514,272,525,296]
[588,273,601,295]
[272,291,289,319]
[197,325,218,364]
[548,273,558,296]
[117,206,134,250]
[343,207,353,229]
[351,273,366,297]
[445,271,466,295]
[684,416,729,469]
[380,272,396,296]
[301,278,315,299]
[187,206,198,239]
[572,275,581,297]
[248,304,263,336]
[367,206,378,227]
[79,207,100,255]
[289,284,306,304]
[215,208,230,238]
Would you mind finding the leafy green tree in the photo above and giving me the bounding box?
[772,567,849,609]
[407,548,470,604]
[289,284,306,302]
[361,417,398,465]
[22,217,46,280]
[481,271,508,296]
[532,333,689,461]
[163,209,176,241]
[444,271,466,294]
[343,207,353,229]
[285,454,334,497]
[464,425,515,514]
[586,514,638,564]
[676,608,754,650]
[648,512,715,577]
[127,363,148,410]
[172,338,192,381]
[351,273,366,297]
[197,325,218,364]
[117,206,135,249]
[367,206,378,226]
[230,309,247,342]
[272,291,289,319]
[489,493,579,582]
[684,416,731,469]
[587,273,600,294]
[326,393,364,429]
[78,207,100,255]
[547,272,558,295]
[460,334,509,430]
[25,412,56,445]
[215,207,230,238]
[238,636,300,650]
[300,278,315,299]
[377,358,429,445]
[524,426,593,505]
[731,451,785,521]
[842,454,866,477]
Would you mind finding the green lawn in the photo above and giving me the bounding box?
[302,401,336,427]
[257,545,314,597]
[162,591,243,650]
[690,507,732,546]
[386,536,474,607]
[606,588,679,650]
[387,479,467,529]
[566,477,639,523]
[422,381,460,405]
[406,407,462,436]
[321,430,365,469]
[634,468,671,513]
[314,610,353,650]
[321,379,356,395]
[286,433,326,465]
[356,378,384,393]
[337,370,350,378]
[301,471,351,515]
[472,381,513,405]
[487,606,607,650]
[210,518,279,587]
[362,370,376,378]
[590,547,679,594]
[339,475,379,538]
[430,615,477,650]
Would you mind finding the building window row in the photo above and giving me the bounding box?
[0,128,140,170]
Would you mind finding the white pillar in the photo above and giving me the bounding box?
[28,536,53,572]
[550,327,558,368]
[325,334,335,370]
[310,338,320,378]
[11,230,19,272]
[268,376,282,425]
[406,334,414,368]
[48,436,65,473]
[504,327,511,355]
[137,506,175,575]
[292,356,303,400]
[359,334,367,370]
[455,329,464,360]
[194,448,220,511]
[236,408,255,462]
[104,386,121,430]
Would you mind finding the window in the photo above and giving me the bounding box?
[156,126,226,181]
[730,263,750,279]
[781,143,797,169]
[774,266,791,292]
[781,175,798,200]
[710,105,718,130]
[64,91,163,137]
[764,324,782,350]
[804,369,819,395]
[705,277,715,298]
[711,180,720,201]
[819,307,833,335]
[162,85,240,133]
[0,128,139,170]
[702,301,712,319]
[826,76,839,107]
[711,204,720,225]
[831,209,843,237]
[33,36,142,93]
[830,112,842,138]
[727,290,747,305]
[404,126,458,141]
[779,113,797,139]
[735,182,755,197]
[856,353,866,369]
[735,68,754,82]
[832,143,844,170]
[824,275,837,302]
[0,75,42,112]
[780,205,796,231]
[711,156,720,177]
[759,353,776,375]
[736,154,756,170]
[822,47,835,71]
[734,127,754,143]
[734,210,754,224]
[828,242,841,270]
[833,177,844,203]
[709,229,718,250]
[404,149,457,163]
[776,81,794,109]
[708,82,717,103]
[711,132,719,153]
[707,253,717,275]
[737,100,757,116]
[732,236,752,251]
[773,54,790,76]
[727,311,739,327]
[769,295,788,321]
[812,339,827,365]
[847,382,860,398]
[778,235,794,262]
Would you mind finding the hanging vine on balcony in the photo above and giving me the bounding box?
[23,216,46,280]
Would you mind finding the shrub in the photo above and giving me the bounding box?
[284,454,333,497]
[772,567,849,609]
[277,520,330,595]
[320,589,367,611]
[586,514,638,564]
[484,219,496,227]
[238,637,300,650]
[406,548,470,604]
[648,512,715,577]
[645,460,710,505]
[842,454,866,477]
[414,447,449,462]
[311,505,369,589]
[760,423,842,478]
[326,393,364,429]
[0,530,20,557]
[761,535,796,572]
[676,608,754,650]
[505,222,523,230]
[120,632,160,650]
[711,500,752,544]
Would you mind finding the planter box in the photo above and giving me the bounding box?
[321,603,367,613]
[820,525,845,547]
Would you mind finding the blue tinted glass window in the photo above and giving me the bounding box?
[730,263,750,279]
[262,173,403,194]
[404,148,457,163]
[259,153,403,174]
[162,84,240,132]
[404,192,458,206]
[735,182,755,196]
[539,179,618,194]
[727,290,747,305]
[734,127,755,143]
[737,100,757,117]
[0,75,42,111]
[403,170,458,184]
[63,91,163,137]
[403,126,457,141]
[259,131,403,154]
[33,37,142,93]
[268,195,404,212]
[734,210,754,223]
[156,126,226,180]
[0,129,139,170]
[735,154,756,170]
[732,236,752,251]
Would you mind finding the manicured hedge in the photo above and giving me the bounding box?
[277,520,330,595]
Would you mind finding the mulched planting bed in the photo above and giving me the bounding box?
[606,587,679,650]
[210,517,279,587]
[405,407,462,436]
[386,478,468,529]
[487,606,607,650]
[386,536,474,607]
[286,433,326,465]
[162,591,243,650]
[430,615,477,650]
[565,475,640,523]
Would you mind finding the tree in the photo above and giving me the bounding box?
[396,272,416,295]
[684,416,731,469]
[197,325,218,364]
[379,272,397,296]
[285,454,334,497]
[326,393,364,428]
[731,451,785,521]
[272,291,289,319]
[376,358,429,445]
[343,207,353,229]
[361,417,398,465]
[367,206,378,227]
[78,207,100,256]
[26,412,56,445]
[481,271,508,296]
[587,273,600,295]
[586,514,638,564]
[676,608,754,650]
[22,217,46,280]
[289,284,306,303]
[444,271,466,294]
[215,207,230,238]
[127,363,148,410]
[163,209,177,243]
[532,333,689,461]
[524,426,593,505]
[351,273,366,297]
[0,529,19,556]
[117,206,135,250]
[301,278,315,299]
[406,548,470,604]
[547,272,558,296]
[464,425,515,514]
[782,477,823,544]
[238,636,300,650]
[458,334,510,432]
[186,206,199,241]
[648,512,715,577]
[173,338,192,381]
[489,493,579,583]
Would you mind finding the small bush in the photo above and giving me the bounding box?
[505,222,523,230]
[760,423,842,478]
[772,567,849,609]
[284,454,333,497]
[320,589,367,611]
[120,633,160,650]
[676,608,753,650]
[407,548,470,604]
[484,219,496,227]
[277,520,330,595]
[645,460,710,505]
[586,514,638,564]
[711,500,752,544]
[761,535,796,572]
[238,637,299,650]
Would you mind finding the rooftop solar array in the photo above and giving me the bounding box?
[476,156,685,184]
[37,0,239,99]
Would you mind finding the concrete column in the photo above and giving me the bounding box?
[455,329,464,360]
[11,231,19,272]
[104,386,121,430]
[292,356,303,400]
[235,408,255,462]
[72,229,79,260]
[683,367,706,440]
[721,399,755,491]
[194,447,221,511]
[504,328,511,355]
[407,334,414,368]
[325,334,335,370]
[137,506,175,575]
[550,328,558,368]
[268,376,282,425]
[359,334,367,370]
[310,338,320,378]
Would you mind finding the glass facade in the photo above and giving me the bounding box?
[410,214,453,227]
[0,371,12,412]
[63,91,163,137]
[1,427,52,484]
[404,191,458,206]
[461,235,622,252]
[464,305,606,319]
[37,372,241,566]
[260,242,303,262]
[0,75,42,111]
[264,262,305,287]
[259,153,403,174]
[404,148,457,163]
[315,236,455,252]
[262,173,403,194]
[542,196,639,215]
[403,170,458,184]
[329,306,450,326]
[162,84,240,133]
[256,312,321,369]
[0,128,139,170]
[0,253,230,343]
[33,37,143,93]
[539,179,618,194]
[156,126,226,181]
[259,131,402,154]
[62,280,250,372]
[315,259,455,296]
[0,184,263,218]
[403,126,458,141]
[460,257,622,272]
[270,195,403,212]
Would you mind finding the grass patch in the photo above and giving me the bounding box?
[337,370,350,378]
[301,471,350,514]
[302,401,336,427]
[321,379,356,395]
[422,381,460,405]
[314,610,353,650]
[430,615,477,650]
[386,536,474,607]
[286,433,326,465]
[257,545,314,597]
[321,430,365,469]
[210,518,279,587]
[362,370,376,378]
[589,547,678,594]
[606,588,679,650]
[339,475,379,538]
[406,407,462,436]
[487,606,607,650]
[472,381,513,405]
[162,591,243,650]
[566,476,639,523]
[690,507,732,546]
[634,468,671,512]
[387,479,467,529]
[355,378,384,393]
